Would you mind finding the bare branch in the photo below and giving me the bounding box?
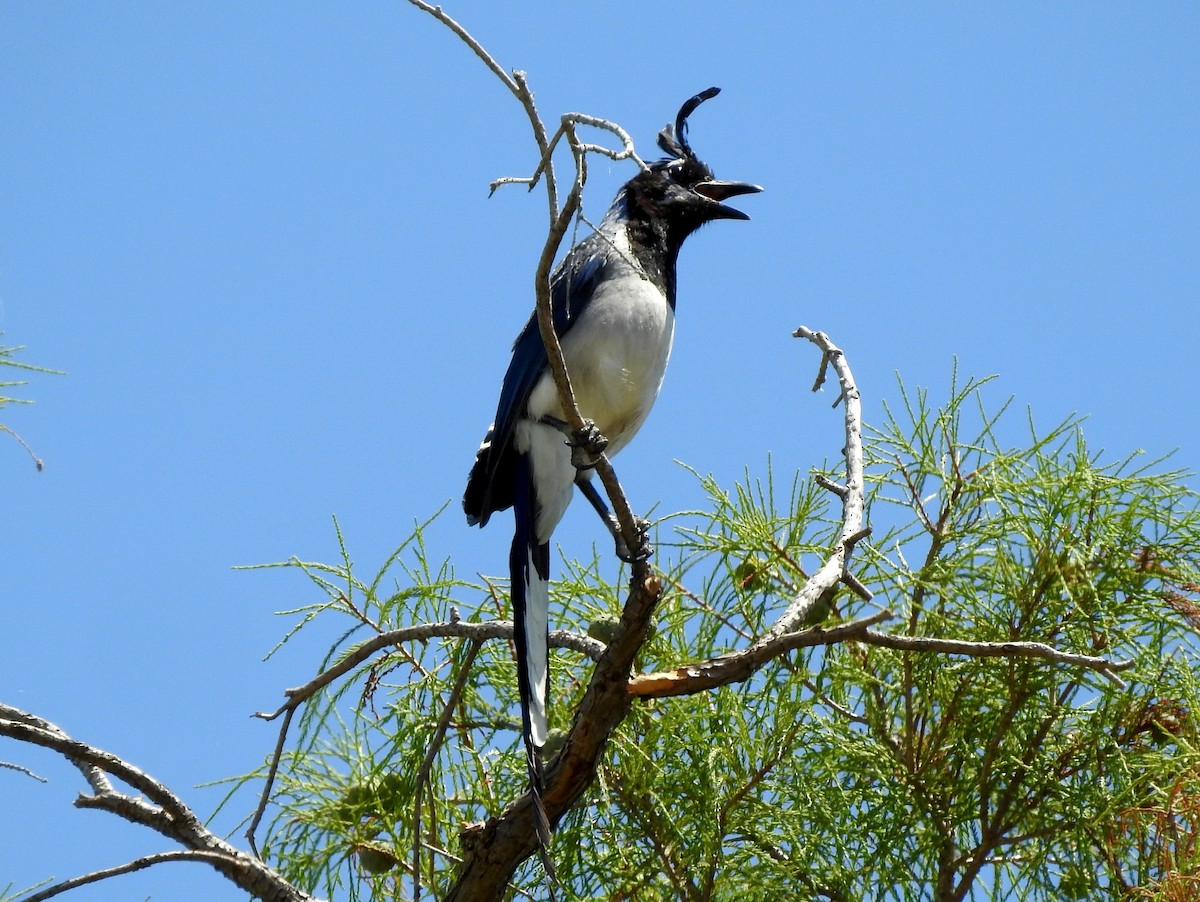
[511,71,558,216]
[628,612,895,698]
[405,1,558,218]
[445,569,666,900]
[403,1,516,93]
[855,629,1134,686]
[243,617,606,856]
[550,113,644,170]
[0,710,197,829]
[523,132,648,564]
[0,705,318,902]
[256,620,605,723]
[624,326,1134,705]
[245,705,294,857]
[407,0,648,569]
[776,326,869,633]
[622,328,874,701]
[0,758,47,781]
[491,112,645,196]
[19,850,245,902]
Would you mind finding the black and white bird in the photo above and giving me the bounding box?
[464,87,760,823]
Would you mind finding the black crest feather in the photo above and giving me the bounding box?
[656,86,721,162]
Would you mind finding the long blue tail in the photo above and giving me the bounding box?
[510,453,555,872]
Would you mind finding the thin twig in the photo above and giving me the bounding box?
[18,850,248,902]
[0,758,48,781]
[802,678,869,725]
[255,621,605,722]
[551,113,643,169]
[0,424,45,471]
[414,640,482,901]
[492,112,645,196]
[245,705,294,857]
[404,2,558,219]
[661,570,754,643]
[412,0,652,631]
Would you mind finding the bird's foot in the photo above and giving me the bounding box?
[538,415,609,470]
[566,419,609,470]
[614,515,653,563]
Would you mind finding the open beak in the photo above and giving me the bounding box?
[694,179,763,220]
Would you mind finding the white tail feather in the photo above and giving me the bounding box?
[524,545,550,749]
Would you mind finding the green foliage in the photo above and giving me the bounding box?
[0,337,61,471]
[0,338,55,405]
[228,371,1200,901]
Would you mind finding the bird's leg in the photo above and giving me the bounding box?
[539,415,609,470]
[539,415,651,561]
[575,476,652,563]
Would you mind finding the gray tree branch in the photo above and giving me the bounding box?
[0,704,317,902]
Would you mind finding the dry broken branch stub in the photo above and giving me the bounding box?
[815,473,848,498]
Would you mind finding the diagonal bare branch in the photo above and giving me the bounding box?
[18,851,251,902]
[404,0,558,218]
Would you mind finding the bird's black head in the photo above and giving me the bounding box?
[621,86,762,242]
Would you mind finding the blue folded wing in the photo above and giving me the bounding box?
[464,237,611,525]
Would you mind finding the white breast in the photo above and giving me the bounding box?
[517,228,675,539]
[528,233,674,446]
[561,276,674,448]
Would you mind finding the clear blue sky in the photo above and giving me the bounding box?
[2,2,1197,898]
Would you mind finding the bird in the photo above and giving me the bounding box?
[463,86,760,841]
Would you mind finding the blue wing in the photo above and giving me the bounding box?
[464,236,611,525]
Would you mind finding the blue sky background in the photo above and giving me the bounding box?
[2,2,1197,898]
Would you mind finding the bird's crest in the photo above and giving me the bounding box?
[653,86,722,183]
